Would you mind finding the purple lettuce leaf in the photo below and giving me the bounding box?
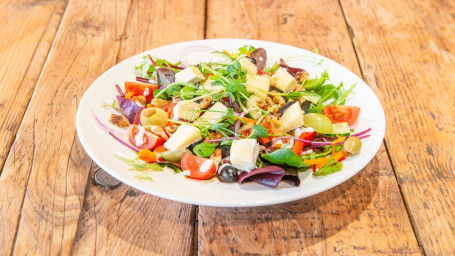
[116,95,142,124]
[279,58,306,76]
[238,166,286,188]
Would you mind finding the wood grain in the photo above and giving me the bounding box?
[0,0,68,174]
[340,0,455,254]
[72,0,205,255]
[199,0,421,255]
[0,0,69,254]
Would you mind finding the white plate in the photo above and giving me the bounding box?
[76,39,385,207]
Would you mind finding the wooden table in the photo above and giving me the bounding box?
[0,0,453,255]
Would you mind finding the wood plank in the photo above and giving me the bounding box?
[199,0,421,255]
[339,0,455,254]
[0,0,68,173]
[0,0,69,254]
[71,0,205,255]
[0,0,200,254]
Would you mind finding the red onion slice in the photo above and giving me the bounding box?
[180,45,215,67]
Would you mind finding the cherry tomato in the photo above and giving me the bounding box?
[323,105,360,126]
[181,153,217,180]
[125,81,159,102]
[129,125,165,150]
[292,131,316,156]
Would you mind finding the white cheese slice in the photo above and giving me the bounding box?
[164,124,202,151]
[175,66,205,83]
[271,68,297,92]
[173,101,200,121]
[230,139,260,172]
[198,102,227,124]
[239,57,257,75]
[279,101,304,131]
[245,74,270,99]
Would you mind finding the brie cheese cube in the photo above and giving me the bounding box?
[198,102,227,124]
[230,139,260,172]
[279,101,304,131]
[203,79,225,92]
[245,74,270,99]
[271,68,297,92]
[175,66,205,83]
[239,57,257,75]
[173,101,200,121]
[164,124,202,151]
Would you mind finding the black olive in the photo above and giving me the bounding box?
[188,139,204,152]
[219,145,231,158]
[277,101,296,116]
[218,164,239,183]
[301,100,312,114]
[245,56,257,65]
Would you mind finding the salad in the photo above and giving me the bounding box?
[97,45,370,188]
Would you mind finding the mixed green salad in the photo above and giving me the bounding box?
[97,45,370,188]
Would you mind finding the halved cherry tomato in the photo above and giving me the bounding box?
[129,125,165,150]
[323,105,360,126]
[125,81,159,102]
[292,131,316,156]
[181,153,217,180]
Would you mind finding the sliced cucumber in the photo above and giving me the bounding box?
[211,51,233,65]
[324,122,351,137]
[246,94,262,119]
[299,91,321,104]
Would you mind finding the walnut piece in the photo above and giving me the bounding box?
[164,124,178,136]
[110,114,129,127]
[199,95,212,109]
[295,71,309,83]
[210,149,222,164]
[151,98,169,108]
[131,95,146,105]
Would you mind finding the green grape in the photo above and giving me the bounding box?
[140,107,168,127]
[303,113,333,134]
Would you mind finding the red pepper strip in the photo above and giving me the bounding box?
[147,54,158,67]
[313,165,317,173]
[293,132,316,156]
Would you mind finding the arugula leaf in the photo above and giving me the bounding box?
[253,124,268,138]
[227,80,248,99]
[211,122,229,130]
[160,163,182,173]
[117,156,163,172]
[285,91,321,104]
[302,71,329,91]
[180,86,195,100]
[102,100,120,112]
[192,142,216,157]
[265,62,280,73]
[313,157,343,176]
[220,108,236,124]
[301,145,342,160]
[238,45,256,55]
[220,140,233,146]
[135,171,154,181]
[334,83,356,105]
[309,102,325,113]
[262,148,310,168]
[153,89,168,100]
